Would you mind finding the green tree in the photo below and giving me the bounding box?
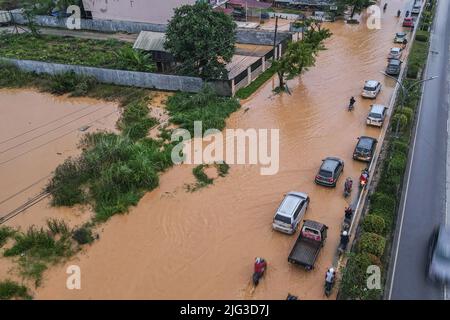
[165,2,236,80]
[336,0,373,18]
[272,27,331,90]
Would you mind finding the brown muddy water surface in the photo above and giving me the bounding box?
[3,0,409,299]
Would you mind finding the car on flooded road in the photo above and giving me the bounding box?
[353,136,378,162]
[388,47,403,59]
[394,32,408,43]
[361,80,382,99]
[427,225,450,284]
[367,104,387,127]
[411,4,421,15]
[315,157,344,187]
[403,17,414,28]
[272,192,310,235]
[386,58,402,76]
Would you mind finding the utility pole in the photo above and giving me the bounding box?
[380,71,438,137]
[273,16,278,61]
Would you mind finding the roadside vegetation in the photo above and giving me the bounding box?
[166,85,240,135]
[0,33,155,72]
[235,66,276,100]
[0,280,32,300]
[273,20,332,90]
[339,0,436,300]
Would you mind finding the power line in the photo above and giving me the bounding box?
[0,105,92,146]
[0,191,50,225]
[0,173,52,206]
[0,109,118,167]
[0,105,106,154]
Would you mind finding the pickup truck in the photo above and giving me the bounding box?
[288,220,328,270]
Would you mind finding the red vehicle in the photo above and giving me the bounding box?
[403,17,414,28]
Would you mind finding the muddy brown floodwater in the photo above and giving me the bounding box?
[0,90,119,230]
[6,0,409,299]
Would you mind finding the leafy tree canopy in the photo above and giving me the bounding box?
[165,2,236,80]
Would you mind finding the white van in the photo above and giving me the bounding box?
[367,104,387,127]
[272,192,309,235]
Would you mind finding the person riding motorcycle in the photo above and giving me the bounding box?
[360,169,369,187]
[397,9,401,17]
[405,10,410,17]
[340,231,350,251]
[349,96,356,110]
[254,257,267,277]
[345,206,353,221]
[325,267,336,286]
[344,177,353,194]
[383,3,388,11]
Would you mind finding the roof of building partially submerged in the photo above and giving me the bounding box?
[133,31,167,52]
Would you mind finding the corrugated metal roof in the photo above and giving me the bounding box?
[133,31,168,52]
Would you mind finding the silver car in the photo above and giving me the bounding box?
[272,192,309,235]
[428,226,450,284]
[394,32,407,43]
[388,47,403,59]
[361,80,382,99]
[367,104,387,127]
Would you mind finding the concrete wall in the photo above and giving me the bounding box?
[1,58,207,93]
[11,13,293,46]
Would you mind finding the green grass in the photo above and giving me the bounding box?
[0,33,155,72]
[0,226,15,248]
[235,66,276,100]
[0,280,32,300]
[3,220,76,286]
[167,85,240,135]
[407,35,429,79]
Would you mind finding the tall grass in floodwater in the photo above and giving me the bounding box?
[3,219,76,286]
[167,85,240,135]
[47,133,175,221]
[0,280,32,300]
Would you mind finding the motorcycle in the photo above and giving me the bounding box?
[343,177,353,197]
[348,98,355,112]
[397,10,401,17]
[252,259,267,286]
[252,272,263,286]
[286,293,298,300]
[383,4,388,12]
[325,280,334,297]
[359,169,369,189]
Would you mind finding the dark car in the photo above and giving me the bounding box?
[353,136,378,162]
[427,226,450,284]
[386,58,402,76]
[315,157,344,187]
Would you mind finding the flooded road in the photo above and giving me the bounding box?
[4,0,410,299]
[0,90,119,230]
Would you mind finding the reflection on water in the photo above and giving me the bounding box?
[2,0,410,299]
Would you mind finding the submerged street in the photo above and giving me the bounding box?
[0,0,417,300]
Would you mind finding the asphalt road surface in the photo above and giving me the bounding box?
[388,0,450,300]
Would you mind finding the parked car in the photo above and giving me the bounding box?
[315,157,344,187]
[403,17,414,28]
[386,58,402,76]
[367,104,387,127]
[388,47,403,59]
[361,80,382,99]
[394,32,408,43]
[287,220,328,270]
[411,4,421,15]
[272,192,310,235]
[427,225,450,284]
[353,136,378,162]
